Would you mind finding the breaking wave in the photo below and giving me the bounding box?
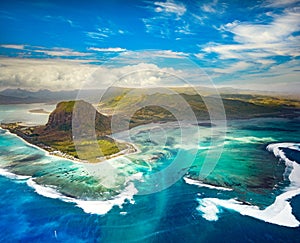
[196,143,300,228]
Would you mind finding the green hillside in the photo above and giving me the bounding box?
[98,88,300,125]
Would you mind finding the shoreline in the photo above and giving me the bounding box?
[0,124,138,164]
[0,128,142,215]
[0,126,84,164]
[1,113,299,164]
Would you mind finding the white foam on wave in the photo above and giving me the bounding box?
[197,142,300,228]
[0,168,31,180]
[267,143,300,185]
[27,177,139,215]
[1,127,143,215]
[27,178,62,199]
[225,136,274,144]
[197,198,220,221]
[75,182,137,214]
[183,177,233,191]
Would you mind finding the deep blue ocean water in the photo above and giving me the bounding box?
[1,175,300,242]
[0,112,300,242]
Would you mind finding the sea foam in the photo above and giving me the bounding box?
[27,178,138,215]
[225,136,274,144]
[1,127,142,215]
[183,177,233,191]
[0,168,31,180]
[197,142,300,228]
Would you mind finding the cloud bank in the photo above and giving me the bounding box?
[0,57,190,90]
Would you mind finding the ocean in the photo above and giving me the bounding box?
[0,105,300,242]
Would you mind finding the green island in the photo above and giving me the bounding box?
[2,87,300,163]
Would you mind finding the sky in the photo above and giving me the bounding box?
[0,0,299,93]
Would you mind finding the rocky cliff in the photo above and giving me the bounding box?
[46,100,111,136]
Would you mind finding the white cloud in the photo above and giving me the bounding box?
[0,57,188,90]
[0,58,97,90]
[0,44,25,50]
[219,79,300,94]
[199,7,300,92]
[34,48,90,57]
[0,54,297,93]
[221,72,300,94]
[194,53,204,59]
[142,17,171,37]
[190,13,206,25]
[154,0,186,16]
[255,59,276,65]
[212,61,252,74]
[157,50,186,58]
[93,62,183,87]
[113,50,188,64]
[86,31,109,39]
[86,27,126,40]
[268,58,300,75]
[143,0,191,38]
[203,41,300,60]
[88,47,126,52]
[212,58,300,94]
[201,7,300,70]
[134,50,188,58]
[201,0,219,13]
[86,18,127,40]
[201,4,215,13]
[222,8,300,44]
[264,0,300,7]
[1,44,91,57]
[43,15,77,27]
[175,23,193,35]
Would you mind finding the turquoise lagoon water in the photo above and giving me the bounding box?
[0,106,300,242]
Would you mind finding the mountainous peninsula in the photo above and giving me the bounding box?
[2,88,300,162]
[2,100,134,162]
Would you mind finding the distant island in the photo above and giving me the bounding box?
[2,87,300,163]
[29,108,50,114]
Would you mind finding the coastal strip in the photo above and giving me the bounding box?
[0,124,138,164]
[0,126,143,215]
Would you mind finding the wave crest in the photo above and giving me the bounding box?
[196,142,300,228]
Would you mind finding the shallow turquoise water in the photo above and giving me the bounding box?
[0,116,300,242]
